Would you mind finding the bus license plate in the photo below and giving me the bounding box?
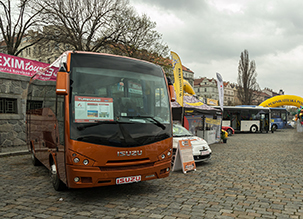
[116,175,141,185]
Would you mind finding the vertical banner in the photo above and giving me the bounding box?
[171,51,184,107]
[216,72,224,111]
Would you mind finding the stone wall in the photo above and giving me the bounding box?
[0,71,63,153]
[0,72,29,152]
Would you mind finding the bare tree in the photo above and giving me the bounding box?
[32,0,131,52]
[107,9,170,67]
[31,0,170,68]
[0,0,42,56]
[237,49,260,105]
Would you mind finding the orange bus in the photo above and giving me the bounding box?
[26,51,174,190]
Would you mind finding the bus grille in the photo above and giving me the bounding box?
[99,162,154,171]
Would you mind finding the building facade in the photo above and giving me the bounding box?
[194,77,219,102]
[182,66,194,88]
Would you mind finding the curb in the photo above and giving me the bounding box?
[0,150,30,158]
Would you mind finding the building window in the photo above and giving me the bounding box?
[0,98,18,114]
[27,100,43,110]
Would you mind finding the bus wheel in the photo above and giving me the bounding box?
[50,162,66,191]
[250,125,258,133]
[31,146,41,166]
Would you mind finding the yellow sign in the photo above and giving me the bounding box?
[185,110,194,113]
[185,101,204,106]
[205,118,221,125]
[206,98,218,106]
[171,51,184,107]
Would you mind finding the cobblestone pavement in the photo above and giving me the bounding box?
[1,129,303,219]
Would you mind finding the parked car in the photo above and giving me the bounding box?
[172,124,212,163]
[222,126,234,136]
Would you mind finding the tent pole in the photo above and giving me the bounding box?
[181,107,184,126]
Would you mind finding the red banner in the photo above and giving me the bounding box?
[0,53,57,81]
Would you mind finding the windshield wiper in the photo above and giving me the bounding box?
[120,115,166,130]
[77,120,117,131]
[77,120,137,131]
[174,134,192,137]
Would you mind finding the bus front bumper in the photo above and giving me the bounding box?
[66,160,171,188]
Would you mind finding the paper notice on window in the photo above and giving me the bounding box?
[74,96,114,123]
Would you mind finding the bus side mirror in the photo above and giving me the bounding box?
[56,69,69,95]
[169,85,175,102]
[167,77,175,102]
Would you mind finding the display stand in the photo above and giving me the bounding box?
[172,140,196,173]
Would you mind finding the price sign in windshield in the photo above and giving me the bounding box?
[74,96,114,123]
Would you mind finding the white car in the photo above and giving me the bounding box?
[173,124,212,163]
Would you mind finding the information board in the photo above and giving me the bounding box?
[172,139,196,173]
[74,96,114,123]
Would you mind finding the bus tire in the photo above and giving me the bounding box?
[250,125,258,133]
[50,160,66,191]
[30,145,41,166]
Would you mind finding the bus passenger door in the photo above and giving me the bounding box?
[231,113,240,131]
[264,113,270,132]
[56,95,67,185]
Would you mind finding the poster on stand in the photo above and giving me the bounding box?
[172,140,196,173]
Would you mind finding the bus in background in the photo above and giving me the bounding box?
[270,107,288,130]
[26,51,174,190]
[216,106,272,133]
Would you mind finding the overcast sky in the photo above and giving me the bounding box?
[129,0,303,97]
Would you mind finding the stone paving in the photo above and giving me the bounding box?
[1,129,303,219]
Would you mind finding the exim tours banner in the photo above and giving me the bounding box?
[171,51,184,107]
[0,52,57,81]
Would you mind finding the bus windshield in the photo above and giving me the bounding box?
[69,53,172,147]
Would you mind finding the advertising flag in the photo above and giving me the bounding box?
[171,51,184,107]
[216,72,224,111]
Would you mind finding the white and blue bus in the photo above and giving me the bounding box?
[270,107,288,130]
[216,106,272,133]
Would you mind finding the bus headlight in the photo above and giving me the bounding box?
[73,157,80,163]
[68,150,95,166]
[158,148,172,160]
